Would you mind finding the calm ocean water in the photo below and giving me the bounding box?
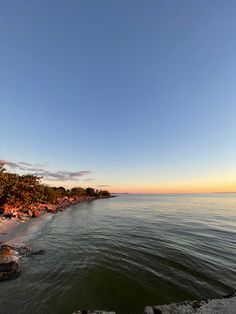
[0,194,236,314]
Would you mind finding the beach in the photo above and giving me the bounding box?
[0,216,22,243]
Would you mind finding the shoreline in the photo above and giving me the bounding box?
[0,195,113,243]
[0,195,114,281]
[0,217,21,242]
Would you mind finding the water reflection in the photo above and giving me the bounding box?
[0,194,235,314]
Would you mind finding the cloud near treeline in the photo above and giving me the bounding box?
[0,160,91,182]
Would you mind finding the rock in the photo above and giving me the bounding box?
[46,204,57,213]
[27,209,33,217]
[21,209,32,216]
[9,243,32,257]
[32,210,40,218]
[3,204,18,218]
[0,242,33,281]
[32,249,45,255]
[0,255,19,264]
[37,204,48,211]
[73,311,116,314]
[0,244,14,257]
[0,242,45,282]
[0,261,19,280]
[144,293,236,314]
[0,243,19,280]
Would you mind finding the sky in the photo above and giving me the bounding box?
[0,0,236,193]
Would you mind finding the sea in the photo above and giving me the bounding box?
[0,193,235,314]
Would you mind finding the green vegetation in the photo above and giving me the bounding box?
[0,162,110,209]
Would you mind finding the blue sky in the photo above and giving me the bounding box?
[0,1,235,192]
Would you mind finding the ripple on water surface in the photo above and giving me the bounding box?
[0,194,235,314]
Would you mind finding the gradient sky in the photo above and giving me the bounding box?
[1,1,236,193]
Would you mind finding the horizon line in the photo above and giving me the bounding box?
[111,191,236,194]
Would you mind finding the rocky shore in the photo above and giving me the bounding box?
[0,195,112,237]
[0,195,99,221]
[0,195,112,281]
[72,293,236,314]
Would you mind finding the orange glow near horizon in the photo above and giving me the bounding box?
[109,176,236,194]
[44,179,236,194]
[109,184,236,194]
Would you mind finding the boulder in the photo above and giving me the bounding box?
[0,261,19,280]
[0,244,14,257]
[32,210,40,218]
[0,243,33,281]
[0,244,20,280]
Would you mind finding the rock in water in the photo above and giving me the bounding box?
[0,261,19,280]
[0,243,20,280]
[0,242,32,281]
[0,242,45,281]
[0,255,19,264]
[0,245,14,257]
[32,249,45,255]
[9,243,32,257]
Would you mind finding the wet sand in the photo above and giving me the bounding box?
[0,217,23,242]
[0,213,53,244]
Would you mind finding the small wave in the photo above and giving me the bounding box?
[7,213,54,244]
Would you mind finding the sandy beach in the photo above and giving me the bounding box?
[0,216,44,244]
[0,217,22,242]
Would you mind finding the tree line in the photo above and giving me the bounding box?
[0,162,110,209]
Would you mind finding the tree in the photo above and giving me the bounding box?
[70,187,86,197]
[0,163,20,207]
[98,190,111,197]
[85,187,96,196]
[0,162,111,211]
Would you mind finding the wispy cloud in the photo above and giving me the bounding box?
[1,161,20,169]
[1,159,91,182]
[18,161,34,167]
[32,170,91,181]
[1,160,46,172]
[97,184,111,187]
